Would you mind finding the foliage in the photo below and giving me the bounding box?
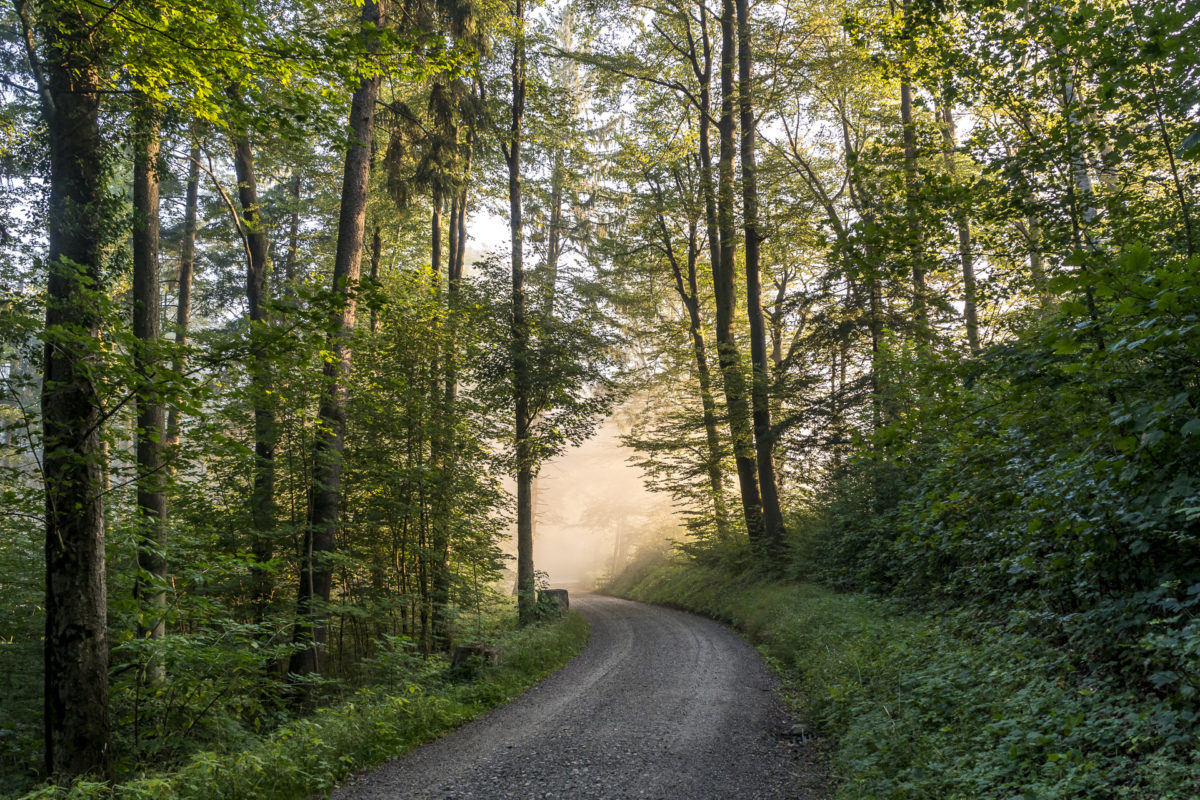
[807,245,1200,705]
[473,253,618,470]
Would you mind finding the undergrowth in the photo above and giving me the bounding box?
[609,552,1200,800]
[15,613,588,800]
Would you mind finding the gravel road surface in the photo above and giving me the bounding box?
[331,594,825,800]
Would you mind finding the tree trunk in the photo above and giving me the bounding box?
[735,0,785,559]
[166,140,200,451]
[429,204,455,650]
[897,0,926,342]
[290,0,384,679]
[454,188,468,274]
[506,0,535,626]
[716,0,764,546]
[868,269,884,432]
[654,197,727,532]
[937,100,980,354]
[547,151,564,303]
[228,105,276,615]
[452,125,473,275]
[369,224,381,333]
[37,2,112,777]
[686,233,728,529]
[434,203,457,649]
[284,170,301,284]
[683,8,730,536]
[433,136,474,644]
[132,98,167,676]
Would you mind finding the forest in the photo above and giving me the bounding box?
[0,0,1197,796]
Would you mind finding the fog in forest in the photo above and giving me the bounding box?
[502,412,681,589]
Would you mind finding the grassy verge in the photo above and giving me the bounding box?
[609,553,1200,800]
[19,613,588,800]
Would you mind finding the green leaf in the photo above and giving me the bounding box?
[1063,249,1088,267]
[1178,128,1200,160]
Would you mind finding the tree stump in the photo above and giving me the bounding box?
[537,588,569,618]
[450,644,503,678]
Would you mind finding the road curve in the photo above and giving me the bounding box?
[331,594,823,800]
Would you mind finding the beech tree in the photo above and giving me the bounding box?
[291,0,385,680]
[25,0,114,778]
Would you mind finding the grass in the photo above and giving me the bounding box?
[608,551,1200,800]
[17,612,589,800]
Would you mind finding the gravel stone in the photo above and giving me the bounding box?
[331,594,828,799]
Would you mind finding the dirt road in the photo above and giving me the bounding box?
[331,594,823,799]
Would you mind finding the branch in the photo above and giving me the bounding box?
[573,50,716,128]
[192,147,255,273]
[2,375,45,486]
[12,0,52,118]
[0,76,38,97]
[650,19,692,66]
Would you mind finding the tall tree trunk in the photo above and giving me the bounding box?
[505,0,535,626]
[1026,214,1047,303]
[433,204,456,648]
[132,98,167,677]
[524,150,562,577]
[716,0,764,546]
[547,151,564,302]
[34,0,112,777]
[657,205,726,529]
[428,203,454,650]
[228,103,276,615]
[683,7,730,536]
[448,196,460,290]
[937,100,980,354]
[453,186,468,274]
[166,140,200,452]
[433,139,474,644]
[431,207,442,288]
[867,269,884,431]
[451,123,474,276]
[897,0,926,342]
[687,231,726,530]
[290,0,384,678]
[836,112,887,435]
[284,170,301,284]
[735,0,785,558]
[368,225,381,334]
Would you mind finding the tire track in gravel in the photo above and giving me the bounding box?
[331,594,825,800]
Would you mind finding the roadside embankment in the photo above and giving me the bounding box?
[608,552,1200,800]
[17,613,589,800]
